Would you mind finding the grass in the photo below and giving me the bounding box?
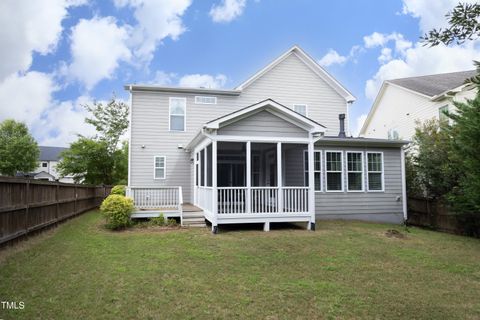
[1,211,480,319]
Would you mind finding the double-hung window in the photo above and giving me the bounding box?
[367,152,384,191]
[325,151,343,191]
[154,156,166,179]
[169,97,186,131]
[347,152,364,191]
[293,104,308,116]
[304,150,322,191]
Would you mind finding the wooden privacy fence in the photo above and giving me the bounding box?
[408,196,480,237]
[0,176,111,245]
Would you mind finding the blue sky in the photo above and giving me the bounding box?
[0,0,479,146]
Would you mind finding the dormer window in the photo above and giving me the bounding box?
[293,104,308,116]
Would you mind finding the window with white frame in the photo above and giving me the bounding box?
[367,152,383,191]
[387,129,399,140]
[42,162,48,168]
[154,156,166,179]
[304,150,322,191]
[195,96,217,104]
[293,104,308,116]
[347,152,363,191]
[439,105,449,122]
[326,151,343,191]
[169,97,186,131]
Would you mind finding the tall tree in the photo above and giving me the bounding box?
[0,119,39,176]
[58,97,129,185]
[421,3,480,46]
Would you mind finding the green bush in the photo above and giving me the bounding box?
[100,194,134,230]
[110,185,126,196]
[150,214,165,226]
[167,218,178,226]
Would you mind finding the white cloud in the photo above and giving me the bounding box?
[115,0,192,63]
[68,16,131,90]
[318,49,348,67]
[210,0,246,23]
[378,47,392,64]
[0,0,85,82]
[363,32,412,56]
[151,70,177,86]
[363,32,388,48]
[0,72,56,125]
[401,0,478,33]
[353,114,368,137]
[365,42,480,100]
[178,74,227,88]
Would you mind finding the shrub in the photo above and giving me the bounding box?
[100,194,134,230]
[167,218,178,226]
[110,185,126,196]
[150,214,165,226]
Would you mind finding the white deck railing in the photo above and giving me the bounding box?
[218,187,247,214]
[216,186,308,215]
[127,186,183,210]
[197,187,213,213]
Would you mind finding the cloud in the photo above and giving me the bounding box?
[365,42,480,100]
[378,47,392,64]
[178,74,227,88]
[151,70,177,86]
[0,0,85,82]
[67,16,131,90]
[363,32,412,56]
[401,0,478,33]
[115,0,192,63]
[318,49,348,67]
[210,0,246,23]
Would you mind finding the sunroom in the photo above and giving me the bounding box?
[185,99,325,232]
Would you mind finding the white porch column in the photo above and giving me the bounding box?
[277,142,283,213]
[307,139,315,230]
[212,141,217,218]
[246,141,251,214]
[193,152,197,205]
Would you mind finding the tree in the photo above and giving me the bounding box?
[422,3,480,46]
[57,97,129,185]
[446,91,480,213]
[0,119,39,176]
[408,119,461,198]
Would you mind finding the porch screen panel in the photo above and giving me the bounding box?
[200,149,205,186]
[326,151,343,191]
[206,145,212,187]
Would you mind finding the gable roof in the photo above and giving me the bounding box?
[235,45,356,102]
[39,146,68,161]
[204,98,326,133]
[388,70,476,97]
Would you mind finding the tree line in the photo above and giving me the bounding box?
[0,97,129,185]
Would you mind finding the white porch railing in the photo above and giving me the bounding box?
[216,186,309,215]
[218,187,247,214]
[197,187,213,213]
[127,186,183,210]
[282,187,309,213]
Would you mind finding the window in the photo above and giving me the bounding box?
[387,129,399,140]
[293,104,308,116]
[367,152,384,191]
[304,151,322,191]
[439,105,449,122]
[195,96,217,104]
[154,156,166,179]
[169,97,186,131]
[347,152,364,191]
[42,162,48,168]
[326,151,343,191]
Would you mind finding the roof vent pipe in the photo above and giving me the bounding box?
[338,114,346,138]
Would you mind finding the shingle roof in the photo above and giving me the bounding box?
[388,70,476,97]
[39,146,68,161]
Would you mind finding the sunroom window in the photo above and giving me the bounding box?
[326,151,343,191]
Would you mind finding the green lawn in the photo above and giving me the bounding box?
[1,211,480,319]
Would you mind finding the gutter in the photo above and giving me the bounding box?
[124,84,242,96]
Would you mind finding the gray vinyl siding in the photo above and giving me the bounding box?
[314,146,403,222]
[218,110,308,138]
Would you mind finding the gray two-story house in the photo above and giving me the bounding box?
[125,46,408,233]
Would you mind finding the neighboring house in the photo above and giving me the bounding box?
[126,45,408,232]
[360,70,477,140]
[33,146,74,183]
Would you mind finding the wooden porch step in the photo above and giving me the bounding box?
[182,203,203,212]
[183,211,204,218]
